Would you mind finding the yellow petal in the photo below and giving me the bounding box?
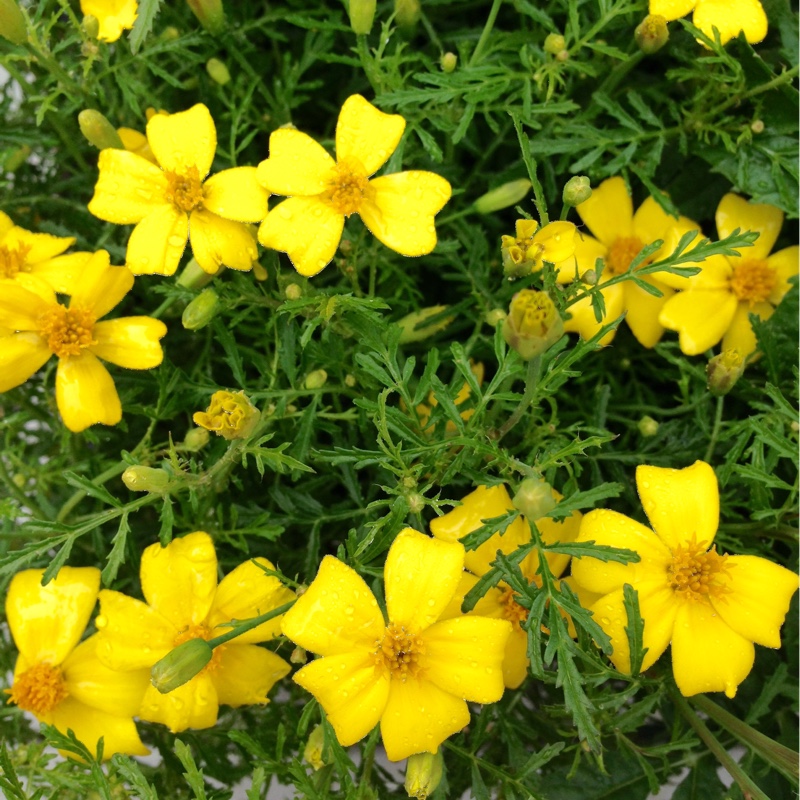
[293,652,390,747]
[139,675,219,732]
[81,0,138,42]
[6,567,100,665]
[657,288,737,355]
[553,232,606,283]
[380,676,470,761]
[117,127,150,158]
[2,226,74,264]
[256,128,335,196]
[671,601,754,697]
[721,300,772,358]
[281,555,385,656]
[502,628,530,689]
[335,94,406,176]
[31,252,93,295]
[359,171,451,257]
[126,204,188,276]
[385,529,464,632]
[88,149,168,224]
[423,616,510,702]
[576,177,633,247]
[140,531,218,628]
[69,251,133,319]
[0,210,13,238]
[632,196,677,244]
[203,167,269,222]
[211,644,290,706]
[693,0,768,44]
[147,104,217,178]
[0,279,51,330]
[56,352,121,432]
[437,573,505,622]
[91,317,167,369]
[651,224,717,291]
[710,555,798,648]
[766,246,799,305]
[189,209,258,273]
[563,283,624,345]
[207,557,296,644]
[649,0,695,20]
[716,193,783,261]
[636,461,719,550]
[257,196,343,277]
[571,509,671,596]
[0,333,52,392]
[622,278,672,348]
[535,221,578,264]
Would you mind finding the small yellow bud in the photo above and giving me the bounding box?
[182,288,219,331]
[177,257,220,289]
[543,33,566,54]
[440,52,457,72]
[78,110,124,151]
[194,391,260,439]
[751,119,765,134]
[252,262,268,281]
[485,308,507,327]
[206,57,231,85]
[285,283,302,300]
[345,374,357,388]
[474,179,531,214]
[395,0,420,27]
[12,473,25,489]
[81,14,100,39]
[186,0,225,33]
[304,369,328,390]
[707,349,745,396]
[304,725,326,771]
[161,26,180,40]
[562,175,592,207]
[397,306,454,343]
[635,15,669,55]
[151,639,213,694]
[555,49,569,62]
[348,0,375,34]
[502,290,564,360]
[290,646,307,665]
[513,476,557,519]
[0,0,26,44]
[182,427,210,452]
[637,416,659,437]
[122,466,171,494]
[404,751,443,799]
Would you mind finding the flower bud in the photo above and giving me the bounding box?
[502,290,564,360]
[122,466,171,493]
[193,390,260,439]
[485,308,506,327]
[177,257,221,289]
[501,220,577,279]
[474,178,531,214]
[440,52,457,72]
[304,369,328,390]
[78,110,124,151]
[348,0,375,34]
[581,269,598,285]
[543,33,565,54]
[206,57,231,85]
[0,0,26,44]
[397,306,453,343]
[186,0,225,34]
[637,416,659,437]
[513,476,557,519]
[555,49,569,62]
[81,14,100,39]
[182,288,219,330]
[404,751,443,799]
[290,646,307,664]
[285,282,302,300]
[303,725,326,771]
[635,15,669,55]
[707,349,745,396]
[151,638,213,694]
[252,262,268,281]
[562,175,592,207]
[182,426,210,452]
[751,119,764,134]
[160,25,180,40]
[345,373,357,387]
[395,0,420,28]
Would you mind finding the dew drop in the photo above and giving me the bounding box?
[95,615,108,629]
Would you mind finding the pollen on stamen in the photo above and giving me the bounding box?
[498,587,529,626]
[173,623,225,674]
[0,242,32,279]
[165,165,205,213]
[38,304,97,358]
[667,536,732,602]
[324,156,371,217]
[606,236,649,275]
[729,259,777,305]
[374,622,425,681]
[6,662,69,715]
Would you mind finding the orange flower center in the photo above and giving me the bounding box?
[667,537,732,602]
[374,622,425,681]
[606,236,649,275]
[729,259,776,305]
[324,156,371,216]
[173,623,224,674]
[6,662,69,715]
[38,304,96,357]
[498,587,529,626]
[0,242,32,279]
[165,165,205,213]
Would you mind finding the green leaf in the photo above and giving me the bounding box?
[544,482,624,520]
[461,509,520,550]
[63,471,121,508]
[129,0,163,54]
[101,512,130,585]
[622,583,646,676]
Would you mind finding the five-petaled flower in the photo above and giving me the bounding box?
[5,567,149,759]
[256,94,452,277]
[281,528,511,761]
[95,531,294,732]
[571,461,799,697]
[649,0,767,46]
[88,103,268,276]
[81,0,139,43]
[0,250,167,432]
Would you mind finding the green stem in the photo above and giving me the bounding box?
[511,114,549,225]
[207,601,296,648]
[469,0,503,66]
[357,35,381,93]
[496,355,541,442]
[703,395,725,463]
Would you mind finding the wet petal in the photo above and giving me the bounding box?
[721,300,772,359]
[658,288,737,355]
[563,283,625,345]
[632,195,680,244]
[189,209,258,273]
[2,226,74,264]
[576,177,633,246]
[147,104,217,178]
[0,210,13,238]
[693,0,768,44]
[139,675,219,732]
[81,0,138,42]
[336,95,406,176]
[126,204,188,276]
[716,193,783,260]
[32,252,93,295]
[649,0,696,21]
[56,353,121,432]
[0,332,52,392]
[69,251,134,319]
[91,317,167,369]
[203,167,269,222]
[0,278,51,330]
[502,628,530,689]
[256,128,335,196]
[553,232,606,283]
[536,221,579,264]
[766,246,799,305]
[212,644,290,706]
[623,279,673,348]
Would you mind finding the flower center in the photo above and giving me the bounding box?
[729,259,776,305]
[374,622,425,681]
[165,165,205,213]
[666,537,732,602]
[0,242,32,279]
[6,662,69,715]
[38,304,96,357]
[606,236,648,275]
[173,623,224,674]
[324,156,371,216]
[498,587,529,626]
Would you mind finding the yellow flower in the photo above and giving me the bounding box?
[256,94,452,277]
[570,461,799,698]
[0,251,167,432]
[281,528,511,761]
[193,390,260,439]
[554,177,699,347]
[5,567,149,759]
[500,219,577,278]
[95,532,293,733]
[650,0,767,45]
[88,104,268,276]
[80,0,138,42]
[658,194,798,358]
[502,289,564,360]
[430,485,585,689]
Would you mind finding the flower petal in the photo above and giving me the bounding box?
[281,556,384,656]
[0,210,13,238]
[501,629,529,689]
[203,167,269,222]
[0,333,52,392]
[6,567,100,666]
[211,643,290,707]
[693,0,768,44]
[671,601,754,697]
[0,278,51,330]
[256,128,335,196]
[554,232,606,283]
[189,209,258,273]
[632,196,679,244]
[126,204,188,276]
[2,226,74,264]
[380,676,470,761]
[81,0,138,42]
[576,177,634,246]
[385,529,464,632]
[359,171,451,257]
[563,283,624,345]
[423,616,510,702]
[649,0,696,21]
[139,675,219,732]
[257,197,343,277]
[536,221,579,264]
[716,193,783,260]
[293,651,390,747]
[622,278,672,348]
[721,300,772,358]
[31,252,93,295]
[88,149,168,224]
[336,95,406,176]
[147,104,217,178]
[658,288,737,355]
[69,251,134,319]
[766,246,799,305]
[91,317,167,369]
[141,531,218,628]
[56,352,121,433]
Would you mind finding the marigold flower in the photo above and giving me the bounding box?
[95,532,294,733]
[193,390,260,439]
[430,485,586,689]
[80,0,138,43]
[89,104,267,276]
[256,94,452,277]
[650,0,767,45]
[554,176,699,347]
[658,194,798,359]
[570,461,798,697]
[5,567,149,759]
[281,528,511,761]
[502,289,564,359]
[501,219,577,278]
[0,251,167,432]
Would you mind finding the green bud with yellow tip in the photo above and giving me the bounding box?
[348,0,375,34]
[303,724,326,770]
[502,290,564,360]
[0,0,26,45]
[543,33,565,54]
[206,57,231,85]
[81,14,100,39]
[440,52,457,72]
[638,416,659,437]
[186,0,225,34]
[635,15,669,55]
[474,179,531,214]
[78,110,124,151]
[122,466,171,494]
[513,476,557,519]
[182,288,219,330]
[707,349,745,396]
[304,369,328,390]
[182,426,211,452]
[395,0,420,28]
[151,638,213,694]
[405,751,443,799]
[562,175,592,207]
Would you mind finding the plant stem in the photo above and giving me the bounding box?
[496,355,542,442]
[703,395,725,463]
[207,600,296,648]
[469,0,503,66]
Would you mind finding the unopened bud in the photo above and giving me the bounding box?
[485,308,506,327]
[151,638,213,693]
[206,57,231,85]
[474,178,531,214]
[707,349,745,396]
[186,0,225,34]
[252,262,268,281]
[182,288,219,330]
[81,14,100,39]
[502,290,564,360]
[78,109,124,150]
[177,257,221,289]
[193,390,260,439]
[562,175,592,207]
[637,416,659,437]
[304,369,328,390]
[345,373,357,387]
[440,51,457,72]
[543,33,565,54]
[751,119,764,134]
[348,0,375,34]
[182,427,210,452]
[555,49,569,62]
[407,493,425,514]
[122,466,171,493]
[304,725,326,771]
[397,305,454,343]
[290,646,307,665]
[635,15,669,55]
[395,0,420,27]
[582,269,597,285]
[405,751,443,799]
[161,25,180,40]
[0,0,26,44]
[285,283,302,300]
[513,476,557,520]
